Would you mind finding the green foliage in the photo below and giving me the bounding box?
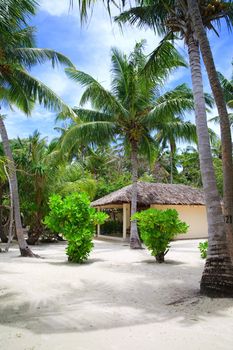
[198,241,208,259]
[132,208,188,262]
[213,158,223,196]
[176,147,202,188]
[95,172,131,199]
[54,163,97,199]
[44,192,108,263]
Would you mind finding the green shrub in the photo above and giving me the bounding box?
[198,241,208,259]
[132,208,189,263]
[44,192,108,263]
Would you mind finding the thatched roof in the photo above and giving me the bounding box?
[91,182,205,207]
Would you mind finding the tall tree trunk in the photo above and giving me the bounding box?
[187,0,233,261]
[27,174,44,245]
[170,140,175,184]
[0,186,8,243]
[4,164,14,252]
[130,140,142,249]
[0,116,36,257]
[187,34,233,297]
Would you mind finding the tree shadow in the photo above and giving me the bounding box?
[48,258,105,266]
[0,259,233,335]
[138,259,185,265]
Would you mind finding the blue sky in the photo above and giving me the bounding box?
[4,0,233,141]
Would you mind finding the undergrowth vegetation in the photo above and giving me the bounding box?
[44,193,108,263]
[133,208,189,263]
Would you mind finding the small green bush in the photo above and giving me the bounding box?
[198,241,208,259]
[44,192,108,263]
[132,208,189,263]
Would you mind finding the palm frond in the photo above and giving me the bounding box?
[218,71,233,107]
[143,37,187,83]
[66,68,128,115]
[61,121,115,154]
[115,2,170,35]
[12,48,75,68]
[145,84,194,127]
[73,108,115,122]
[10,68,77,118]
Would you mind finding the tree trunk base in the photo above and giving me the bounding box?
[27,236,40,245]
[20,247,40,258]
[200,256,233,297]
[156,253,165,263]
[0,234,8,243]
[130,237,142,249]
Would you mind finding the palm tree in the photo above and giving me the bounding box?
[187,0,233,263]
[61,41,194,248]
[0,2,76,256]
[114,1,233,296]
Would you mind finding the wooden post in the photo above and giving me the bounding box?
[123,203,127,240]
[97,207,100,237]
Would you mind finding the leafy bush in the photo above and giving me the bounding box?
[132,208,189,263]
[44,192,108,263]
[198,241,208,259]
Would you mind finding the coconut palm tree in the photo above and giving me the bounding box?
[0,2,76,256]
[114,1,233,296]
[61,41,195,248]
[187,0,233,263]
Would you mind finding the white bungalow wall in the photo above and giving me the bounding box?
[150,204,208,239]
[96,203,208,240]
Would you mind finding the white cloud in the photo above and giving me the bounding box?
[3,105,55,139]
[39,0,77,16]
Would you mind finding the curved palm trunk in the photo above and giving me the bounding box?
[0,117,36,257]
[187,0,233,260]
[130,141,142,249]
[187,34,233,297]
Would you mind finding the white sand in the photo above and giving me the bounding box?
[0,239,233,350]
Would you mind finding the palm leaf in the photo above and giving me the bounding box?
[65,68,128,116]
[61,121,115,154]
[12,48,75,68]
[143,37,187,83]
[10,68,77,117]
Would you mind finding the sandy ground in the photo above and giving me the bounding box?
[0,239,233,350]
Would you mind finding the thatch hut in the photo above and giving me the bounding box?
[91,182,208,241]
